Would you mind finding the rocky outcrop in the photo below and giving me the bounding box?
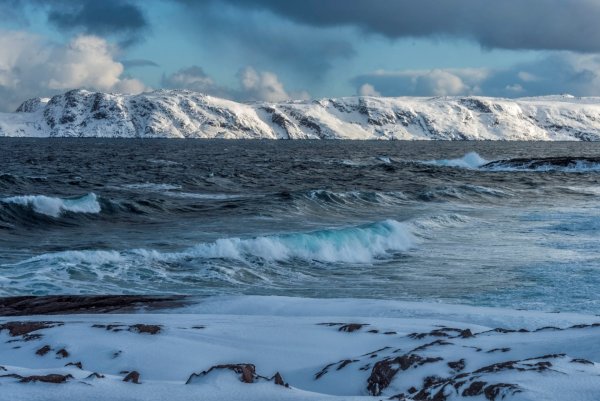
[186,364,288,387]
[0,295,186,316]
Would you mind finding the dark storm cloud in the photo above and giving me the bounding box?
[47,0,148,43]
[174,0,355,79]
[214,0,600,53]
[0,0,149,47]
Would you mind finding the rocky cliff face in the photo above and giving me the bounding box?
[2,89,600,140]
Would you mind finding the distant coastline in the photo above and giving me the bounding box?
[1,89,599,140]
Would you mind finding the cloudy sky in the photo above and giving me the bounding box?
[1,0,600,111]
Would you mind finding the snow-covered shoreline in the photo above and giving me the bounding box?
[2,296,600,400]
[3,89,600,140]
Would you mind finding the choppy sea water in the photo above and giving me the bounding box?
[1,139,600,313]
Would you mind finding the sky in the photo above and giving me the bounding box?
[1,0,600,111]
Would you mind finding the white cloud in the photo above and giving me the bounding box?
[358,83,381,97]
[237,66,290,102]
[353,53,600,98]
[354,68,489,97]
[162,65,310,102]
[517,71,539,82]
[0,31,147,111]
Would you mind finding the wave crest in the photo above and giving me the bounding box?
[0,193,101,217]
[15,220,414,269]
[423,152,488,169]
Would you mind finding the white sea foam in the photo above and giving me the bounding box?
[424,152,488,169]
[304,190,408,209]
[123,183,182,191]
[0,193,101,217]
[165,192,245,200]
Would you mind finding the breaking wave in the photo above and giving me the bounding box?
[0,193,101,218]
[425,153,600,172]
[15,219,413,268]
[423,152,488,169]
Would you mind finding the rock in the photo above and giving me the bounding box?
[187,364,256,384]
[367,354,443,396]
[123,371,141,384]
[271,372,287,387]
[338,323,368,333]
[409,327,473,340]
[447,359,465,371]
[571,358,594,365]
[337,359,357,370]
[483,383,522,400]
[462,381,486,396]
[128,324,162,335]
[185,363,287,387]
[55,348,69,358]
[486,348,511,353]
[20,374,73,384]
[65,361,83,369]
[0,295,187,316]
[35,345,51,356]
[0,321,60,337]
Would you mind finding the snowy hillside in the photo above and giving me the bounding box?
[2,89,600,140]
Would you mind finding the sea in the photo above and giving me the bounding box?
[1,139,600,313]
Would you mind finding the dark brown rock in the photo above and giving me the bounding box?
[459,329,474,338]
[0,295,187,316]
[35,345,51,356]
[367,354,443,396]
[271,372,287,387]
[462,380,486,396]
[186,364,256,384]
[486,348,511,353]
[338,323,368,333]
[409,327,469,340]
[571,358,594,365]
[123,371,141,384]
[447,359,465,371]
[483,383,521,400]
[65,361,83,369]
[337,359,357,370]
[56,348,69,358]
[20,374,73,384]
[0,321,59,337]
[129,324,162,335]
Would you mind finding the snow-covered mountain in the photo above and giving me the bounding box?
[2,89,600,140]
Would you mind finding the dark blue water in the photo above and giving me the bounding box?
[1,139,600,313]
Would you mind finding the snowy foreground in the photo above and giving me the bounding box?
[2,89,600,140]
[2,296,600,400]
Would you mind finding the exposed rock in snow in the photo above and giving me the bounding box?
[3,89,600,140]
[2,296,600,400]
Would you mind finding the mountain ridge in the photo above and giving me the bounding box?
[2,89,600,140]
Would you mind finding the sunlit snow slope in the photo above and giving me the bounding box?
[2,89,600,139]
